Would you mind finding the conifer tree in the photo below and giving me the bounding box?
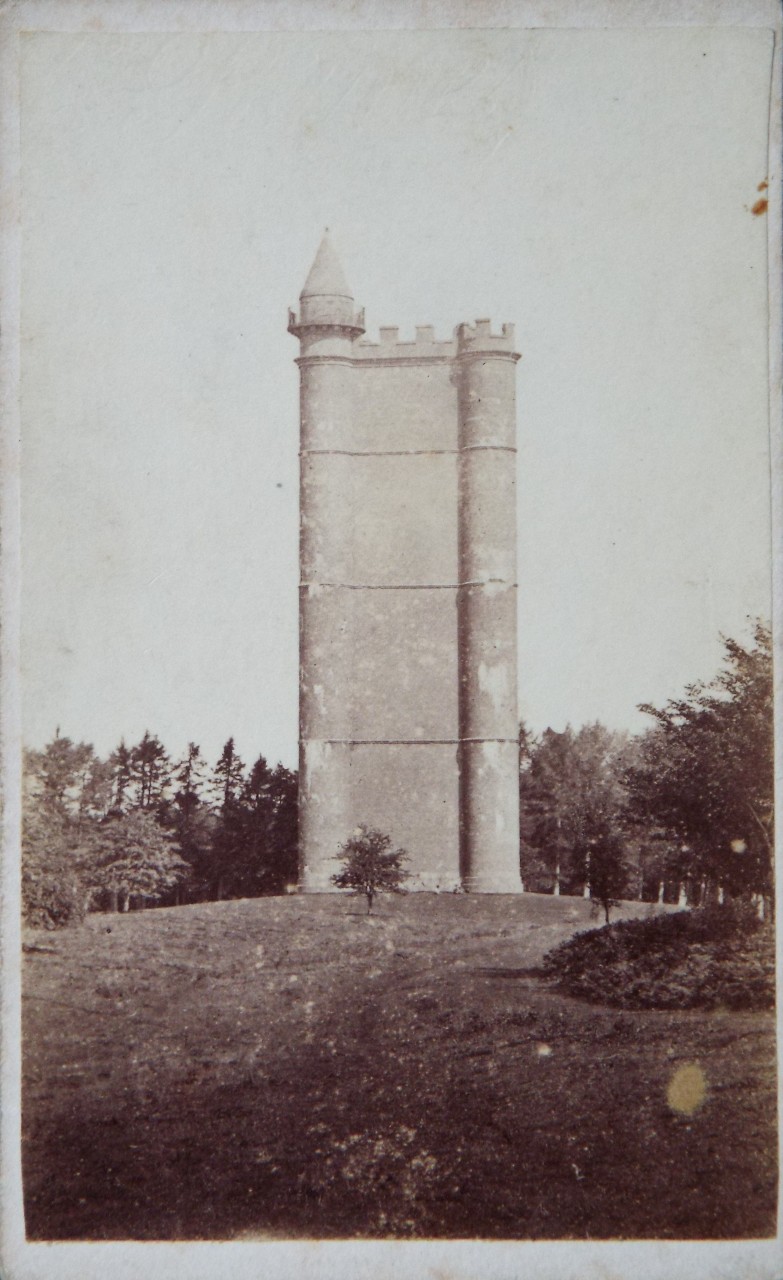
[129,731,172,813]
[209,738,247,899]
[108,740,133,812]
[241,754,275,891]
[170,742,211,902]
[267,763,299,892]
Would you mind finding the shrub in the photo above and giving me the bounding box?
[22,857,86,930]
[542,904,774,1010]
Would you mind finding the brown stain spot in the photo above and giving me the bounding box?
[751,198,768,216]
[667,1062,707,1115]
[758,179,768,191]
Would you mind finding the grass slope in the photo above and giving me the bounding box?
[22,893,777,1241]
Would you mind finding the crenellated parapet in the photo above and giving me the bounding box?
[354,325,457,363]
[456,319,519,360]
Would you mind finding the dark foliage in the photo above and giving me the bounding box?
[23,730,299,922]
[519,722,637,904]
[625,622,773,904]
[543,904,774,1010]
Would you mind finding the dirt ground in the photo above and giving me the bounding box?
[21,893,777,1240]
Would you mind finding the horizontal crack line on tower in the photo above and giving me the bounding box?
[301,445,517,456]
[305,739,520,746]
[299,581,517,590]
[461,444,517,452]
[302,448,457,456]
[296,355,453,368]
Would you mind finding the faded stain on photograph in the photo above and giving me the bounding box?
[15,22,777,1247]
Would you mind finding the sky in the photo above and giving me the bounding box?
[18,25,774,770]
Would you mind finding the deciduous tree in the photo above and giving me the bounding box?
[88,810,189,912]
[519,723,632,900]
[626,622,773,907]
[331,826,409,913]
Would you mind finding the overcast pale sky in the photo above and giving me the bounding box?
[19,25,773,770]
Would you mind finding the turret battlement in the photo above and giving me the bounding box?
[457,319,518,357]
[288,304,365,336]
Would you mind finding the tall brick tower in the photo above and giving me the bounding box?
[289,232,522,893]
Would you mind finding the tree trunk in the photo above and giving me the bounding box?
[109,889,119,913]
[657,881,665,904]
[366,890,374,914]
[717,884,725,905]
[677,882,687,908]
[553,862,560,896]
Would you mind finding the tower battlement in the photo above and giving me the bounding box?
[457,319,518,357]
[354,324,457,362]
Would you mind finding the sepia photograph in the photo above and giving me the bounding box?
[1,2,780,1277]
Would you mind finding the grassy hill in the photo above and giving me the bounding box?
[22,893,777,1240]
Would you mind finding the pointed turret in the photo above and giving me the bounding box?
[288,230,365,339]
[301,230,353,302]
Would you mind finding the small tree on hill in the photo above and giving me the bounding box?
[331,826,409,913]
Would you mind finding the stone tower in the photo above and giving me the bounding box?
[289,232,522,893]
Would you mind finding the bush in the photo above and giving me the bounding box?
[22,861,86,930]
[542,904,774,1010]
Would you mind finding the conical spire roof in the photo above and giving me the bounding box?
[300,230,353,300]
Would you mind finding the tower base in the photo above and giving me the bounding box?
[462,873,525,894]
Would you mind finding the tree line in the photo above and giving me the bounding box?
[22,733,297,926]
[22,622,773,927]
[520,622,773,917]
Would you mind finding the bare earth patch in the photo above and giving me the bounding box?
[22,894,777,1240]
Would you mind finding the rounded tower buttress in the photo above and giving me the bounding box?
[456,320,523,894]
